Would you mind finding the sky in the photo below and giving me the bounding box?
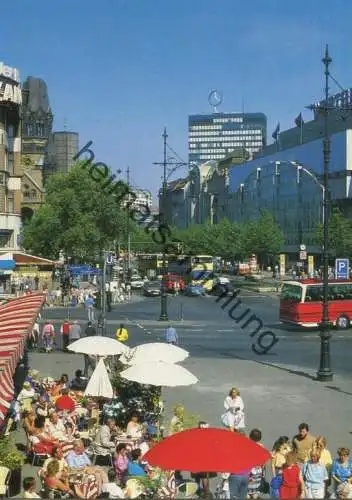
[1,0,352,202]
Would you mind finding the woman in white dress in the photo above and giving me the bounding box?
[221,387,245,433]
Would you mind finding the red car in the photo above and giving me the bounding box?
[163,274,186,293]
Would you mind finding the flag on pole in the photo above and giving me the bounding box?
[272,122,280,141]
[294,113,304,144]
[294,113,304,128]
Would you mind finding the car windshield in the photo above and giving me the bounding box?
[281,283,303,302]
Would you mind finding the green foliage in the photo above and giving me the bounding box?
[242,210,284,266]
[130,225,160,253]
[315,207,352,259]
[0,437,25,470]
[171,403,200,430]
[22,163,128,262]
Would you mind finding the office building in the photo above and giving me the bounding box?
[21,76,53,220]
[0,62,22,252]
[47,131,79,176]
[188,112,267,165]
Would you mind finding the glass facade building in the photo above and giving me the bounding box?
[188,112,267,165]
[228,130,352,254]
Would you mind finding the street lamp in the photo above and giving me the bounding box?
[159,127,169,321]
[307,46,333,381]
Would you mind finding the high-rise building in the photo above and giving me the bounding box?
[0,62,22,252]
[21,76,53,220]
[188,112,267,165]
[123,188,152,212]
[47,131,79,176]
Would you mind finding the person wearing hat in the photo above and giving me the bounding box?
[17,382,35,412]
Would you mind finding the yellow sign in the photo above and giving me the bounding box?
[279,254,285,277]
[308,255,314,276]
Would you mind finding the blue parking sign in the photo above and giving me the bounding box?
[335,258,349,279]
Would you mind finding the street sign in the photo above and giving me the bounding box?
[299,251,307,260]
[300,244,306,251]
[106,253,114,265]
[335,258,349,279]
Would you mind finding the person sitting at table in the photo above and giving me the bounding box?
[46,412,66,441]
[22,476,41,498]
[94,418,117,456]
[55,388,76,413]
[17,382,35,412]
[126,412,143,439]
[140,433,158,457]
[51,374,69,397]
[44,459,85,498]
[28,416,58,455]
[35,395,53,418]
[66,439,108,494]
[127,448,147,478]
[70,369,88,391]
[114,443,129,484]
[41,445,69,478]
[22,410,36,436]
[102,468,125,499]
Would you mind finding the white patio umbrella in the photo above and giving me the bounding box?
[120,361,198,387]
[68,336,129,356]
[84,358,113,399]
[120,342,189,366]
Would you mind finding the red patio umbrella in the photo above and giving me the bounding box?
[144,428,271,473]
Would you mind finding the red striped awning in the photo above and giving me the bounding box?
[0,293,45,427]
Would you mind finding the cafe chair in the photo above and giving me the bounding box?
[91,451,113,467]
[0,466,10,498]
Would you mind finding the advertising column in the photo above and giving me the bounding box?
[279,254,286,277]
[308,255,314,277]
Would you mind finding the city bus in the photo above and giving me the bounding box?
[279,279,352,329]
[167,254,215,292]
[137,254,167,278]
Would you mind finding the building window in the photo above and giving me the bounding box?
[7,125,14,138]
[36,123,44,137]
[26,123,34,136]
[23,184,30,198]
[7,152,13,175]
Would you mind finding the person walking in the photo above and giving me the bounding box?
[116,323,128,342]
[42,321,55,353]
[165,325,178,345]
[85,294,95,322]
[69,321,82,343]
[60,319,71,351]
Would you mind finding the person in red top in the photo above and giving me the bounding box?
[60,320,71,351]
[55,389,76,413]
[280,452,305,499]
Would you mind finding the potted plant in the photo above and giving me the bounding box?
[0,436,25,497]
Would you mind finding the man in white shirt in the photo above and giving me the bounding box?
[46,412,66,441]
[102,469,125,498]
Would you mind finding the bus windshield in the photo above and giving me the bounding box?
[281,283,303,302]
[191,270,213,280]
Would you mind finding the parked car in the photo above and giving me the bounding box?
[143,280,162,297]
[211,281,235,297]
[184,284,206,297]
[130,276,145,289]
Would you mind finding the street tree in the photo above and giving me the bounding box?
[22,163,128,262]
[315,207,352,259]
[242,209,284,267]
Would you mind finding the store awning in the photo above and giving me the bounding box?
[0,293,45,428]
[0,260,16,271]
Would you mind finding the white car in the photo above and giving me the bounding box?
[130,276,145,289]
[216,276,230,285]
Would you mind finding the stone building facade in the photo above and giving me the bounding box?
[21,77,53,220]
[0,62,22,251]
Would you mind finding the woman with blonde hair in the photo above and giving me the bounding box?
[221,387,245,433]
[279,452,304,499]
[313,435,333,469]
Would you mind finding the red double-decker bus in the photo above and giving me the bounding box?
[280,279,352,329]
